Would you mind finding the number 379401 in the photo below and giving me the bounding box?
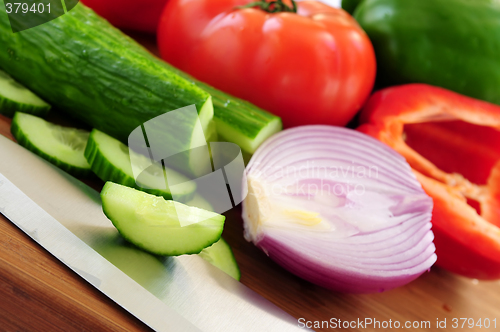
[5,2,51,14]
[452,318,497,329]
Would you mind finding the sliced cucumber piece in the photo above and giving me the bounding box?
[11,112,91,176]
[101,182,225,256]
[185,194,214,211]
[85,129,196,201]
[198,238,241,281]
[94,237,170,293]
[0,70,50,117]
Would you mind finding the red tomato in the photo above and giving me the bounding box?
[81,0,168,33]
[157,0,376,127]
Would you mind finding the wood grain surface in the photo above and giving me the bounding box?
[1,34,500,332]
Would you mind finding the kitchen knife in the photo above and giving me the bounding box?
[0,134,306,332]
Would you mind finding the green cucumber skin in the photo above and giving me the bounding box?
[204,84,282,154]
[11,115,91,177]
[166,66,283,154]
[0,70,51,117]
[0,2,210,145]
[84,130,195,202]
[0,96,50,118]
[113,224,222,257]
[84,134,156,196]
[198,238,241,281]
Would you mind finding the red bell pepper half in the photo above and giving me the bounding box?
[358,84,500,279]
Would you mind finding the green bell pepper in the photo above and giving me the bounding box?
[354,0,500,106]
[342,0,364,15]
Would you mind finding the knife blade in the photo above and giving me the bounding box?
[0,134,305,332]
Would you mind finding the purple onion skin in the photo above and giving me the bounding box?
[243,126,436,293]
[257,235,435,293]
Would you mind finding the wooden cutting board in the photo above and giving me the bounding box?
[1,33,500,332]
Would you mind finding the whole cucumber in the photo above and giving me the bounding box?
[0,1,215,175]
[0,1,281,155]
[355,0,500,105]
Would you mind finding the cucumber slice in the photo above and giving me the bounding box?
[185,194,213,211]
[101,182,225,256]
[198,238,241,281]
[0,70,50,117]
[94,236,170,293]
[11,112,91,177]
[85,129,196,201]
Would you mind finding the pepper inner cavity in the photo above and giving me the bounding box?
[404,120,500,213]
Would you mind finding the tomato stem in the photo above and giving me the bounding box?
[237,0,297,13]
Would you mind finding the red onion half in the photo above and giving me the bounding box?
[242,126,436,293]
